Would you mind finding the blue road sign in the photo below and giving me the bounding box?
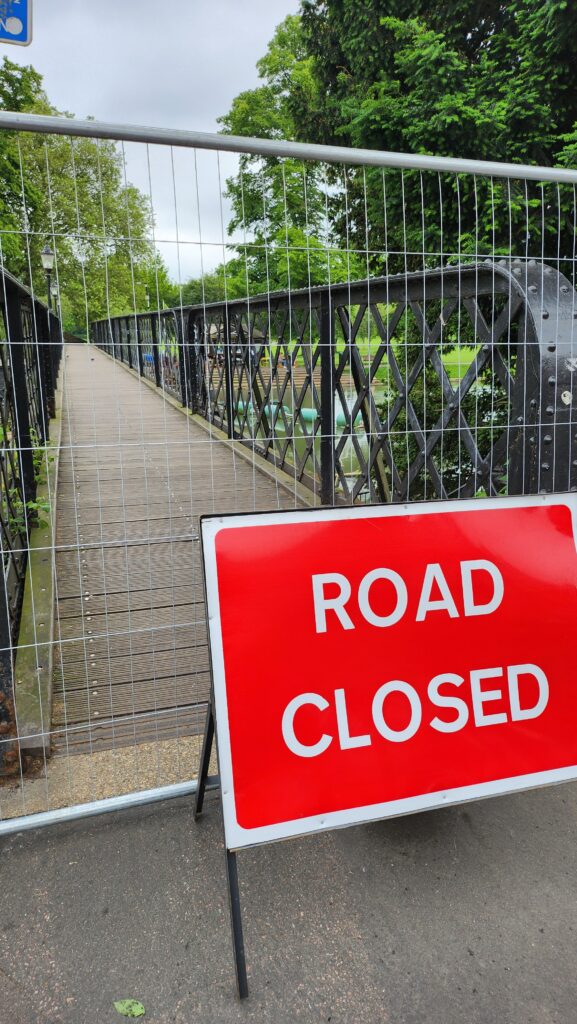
[0,0,31,47]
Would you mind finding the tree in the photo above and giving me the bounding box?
[0,59,44,270]
[218,15,365,295]
[0,58,174,332]
[216,4,577,499]
[297,0,577,268]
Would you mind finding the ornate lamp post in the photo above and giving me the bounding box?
[40,244,55,310]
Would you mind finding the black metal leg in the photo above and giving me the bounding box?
[226,849,249,999]
[194,701,214,821]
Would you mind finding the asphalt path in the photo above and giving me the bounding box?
[1,783,576,1023]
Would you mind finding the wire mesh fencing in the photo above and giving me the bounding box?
[0,112,576,831]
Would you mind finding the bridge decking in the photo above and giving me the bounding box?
[52,344,300,754]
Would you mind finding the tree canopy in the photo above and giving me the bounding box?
[215,1,577,279]
[4,4,577,324]
[0,58,176,332]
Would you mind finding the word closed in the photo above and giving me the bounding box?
[202,497,577,849]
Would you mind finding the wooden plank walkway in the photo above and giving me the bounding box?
[52,344,301,754]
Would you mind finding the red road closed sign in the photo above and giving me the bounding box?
[201,495,577,850]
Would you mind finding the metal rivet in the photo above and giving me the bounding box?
[529,284,538,293]
[542,310,549,319]
[530,398,538,408]
[547,344,556,352]
[516,416,524,424]
[546,405,554,415]
[541,462,550,470]
[548,376,556,385]
[543,434,552,443]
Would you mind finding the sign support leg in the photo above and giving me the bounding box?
[193,702,248,996]
[226,848,249,999]
[194,701,214,820]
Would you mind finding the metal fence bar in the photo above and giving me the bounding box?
[2,111,577,832]
[0,272,63,776]
[2,111,577,185]
[93,259,577,504]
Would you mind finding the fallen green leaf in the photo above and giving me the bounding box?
[113,999,145,1018]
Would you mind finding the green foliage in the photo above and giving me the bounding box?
[212,14,365,297]
[0,58,174,332]
[6,427,54,533]
[113,999,146,1019]
[296,0,577,267]
[217,4,577,285]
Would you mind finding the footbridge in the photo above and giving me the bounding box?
[0,111,576,833]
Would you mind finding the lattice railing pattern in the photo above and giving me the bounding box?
[0,277,62,645]
[93,259,577,504]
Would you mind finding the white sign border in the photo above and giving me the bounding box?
[201,493,577,850]
[0,0,32,47]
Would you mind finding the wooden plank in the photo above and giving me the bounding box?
[52,344,303,756]
[55,647,210,690]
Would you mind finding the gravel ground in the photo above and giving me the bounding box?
[0,735,208,820]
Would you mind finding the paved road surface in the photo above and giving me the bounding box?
[1,784,576,1023]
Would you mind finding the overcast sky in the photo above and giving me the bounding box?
[5,0,300,281]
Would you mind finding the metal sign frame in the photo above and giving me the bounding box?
[0,0,32,46]
[197,493,577,996]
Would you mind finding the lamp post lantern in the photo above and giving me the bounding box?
[40,244,55,310]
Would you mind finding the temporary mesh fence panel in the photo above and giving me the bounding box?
[0,113,576,830]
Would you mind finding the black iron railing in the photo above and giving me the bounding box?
[92,260,577,505]
[0,271,63,772]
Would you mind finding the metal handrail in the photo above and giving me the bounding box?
[0,111,577,184]
[93,258,577,506]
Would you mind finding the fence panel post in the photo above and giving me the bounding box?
[126,318,133,369]
[223,306,235,439]
[175,312,188,407]
[5,282,35,506]
[37,303,55,420]
[136,317,144,377]
[48,309,61,412]
[188,314,199,415]
[33,300,51,440]
[1,283,34,776]
[151,314,161,388]
[0,560,18,776]
[319,290,335,505]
